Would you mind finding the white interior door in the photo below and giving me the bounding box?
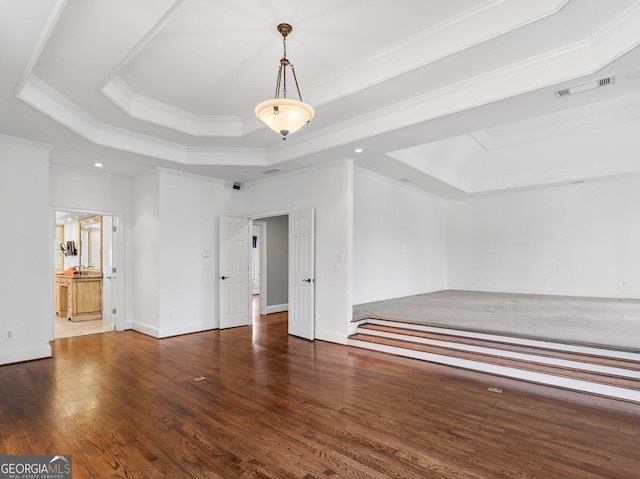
[219,216,251,329]
[289,208,315,340]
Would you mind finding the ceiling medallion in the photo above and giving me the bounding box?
[255,23,315,140]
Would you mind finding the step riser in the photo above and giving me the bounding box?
[356,327,640,380]
[348,338,640,403]
[366,318,640,361]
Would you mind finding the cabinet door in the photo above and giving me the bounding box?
[75,279,103,314]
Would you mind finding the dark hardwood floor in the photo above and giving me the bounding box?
[2,312,640,478]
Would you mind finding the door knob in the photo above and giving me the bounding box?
[302,278,312,283]
[221,275,229,280]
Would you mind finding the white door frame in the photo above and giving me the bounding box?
[248,209,315,338]
[252,220,268,315]
[50,207,126,340]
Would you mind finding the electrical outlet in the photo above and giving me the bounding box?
[623,279,629,287]
[5,329,14,341]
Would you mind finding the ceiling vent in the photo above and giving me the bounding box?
[554,75,615,98]
[261,168,283,175]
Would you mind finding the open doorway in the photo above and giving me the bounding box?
[54,209,118,339]
[251,215,289,321]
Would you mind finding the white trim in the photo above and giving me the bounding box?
[50,206,128,336]
[0,345,52,366]
[131,321,160,338]
[0,133,54,151]
[253,220,268,316]
[158,322,216,339]
[103,75,243,137]
[365,318,640,361]
[16,0,68,94]
[348,338,640,403]
[356,327,640,379]
[316,329,348,345]
[266,303,288,314]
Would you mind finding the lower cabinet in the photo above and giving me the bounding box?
[56,275,103,321]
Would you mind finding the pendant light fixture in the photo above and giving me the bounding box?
[255,23,315,140]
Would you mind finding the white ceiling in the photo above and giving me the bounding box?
[3,0,640,197]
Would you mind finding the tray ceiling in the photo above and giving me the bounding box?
[4,0,640,196]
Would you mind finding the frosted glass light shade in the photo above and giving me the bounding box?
[255,98,315,138]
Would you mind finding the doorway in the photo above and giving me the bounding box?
[53,209,120,339]
[251,215,289,321]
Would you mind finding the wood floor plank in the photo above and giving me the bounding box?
[1,313,640,478]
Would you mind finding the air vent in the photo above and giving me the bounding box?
[261,168,282,175]
[554,75,615,98]
[599,76,613,87]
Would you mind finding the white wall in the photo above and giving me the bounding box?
[0,136,52,364]
[50,165,133,329]
[132,169,160,335]
[243,160,353,343]
[448,177,640,298]
[156,169,235,337]
[353,168,449,304]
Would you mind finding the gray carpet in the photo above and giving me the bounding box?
[353,290,640,351]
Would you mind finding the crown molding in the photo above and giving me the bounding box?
[0,133,54,151]
[15,0,640,173]
[102,75,243,137]
[18,74,268,167]
[99,0,569,137]
[305,0,569,107]
[470,91,640,150]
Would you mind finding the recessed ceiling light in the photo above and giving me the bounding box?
[94,162,103,167]
[354,148,363,153]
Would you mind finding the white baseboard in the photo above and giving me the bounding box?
[0,344,52,365]
[158,322,217,338]
[266,303,288,314]
[131,321,160,338]
[315,328,348,345]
